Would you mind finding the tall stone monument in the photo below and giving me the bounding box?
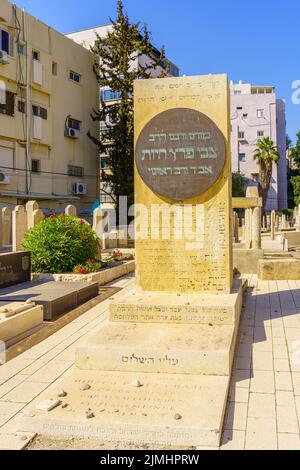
[21,75,243,448]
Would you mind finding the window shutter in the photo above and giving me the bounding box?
[6,91,15,116]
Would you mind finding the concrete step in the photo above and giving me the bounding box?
[109,278,243,326]
[20,369,230,447]
[76,321,238,376]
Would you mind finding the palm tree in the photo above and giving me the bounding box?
[253,137,280,211]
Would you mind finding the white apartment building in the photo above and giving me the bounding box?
[230,81,287,211]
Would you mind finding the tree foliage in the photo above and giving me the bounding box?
[290,132,300,170]
[88,0,168,208]
[253,137,280,211]
[232,172,248,197]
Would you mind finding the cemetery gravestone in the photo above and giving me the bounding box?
[20,75,243,448]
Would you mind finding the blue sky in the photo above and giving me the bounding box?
[15,0,300,143]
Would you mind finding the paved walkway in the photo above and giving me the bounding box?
[0,274,300,450]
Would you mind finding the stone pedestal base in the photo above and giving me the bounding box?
[18,280,244,448]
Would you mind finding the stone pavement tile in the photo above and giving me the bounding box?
[195,446,219,450]
[0,414,24,434]
[0,402,24,416]
[273,337,287,346]
[252,351,273,371]
[0,374,27,399]
[283,317,300,328]
[273,344,289,359]
[18,349,61,376]
[278,433,300,450]
[248,393,276,419]
[236,343,252,358]
[274,358,291,372]
[0,432,36,450]
[272,327,286,338]
[0,358,35,383]
[224,402,248,431]
[276,391,295,407]
[292,373,300,395]
[276,406,299,434]
[295,396,300,418]
[275,371,293,391]
[254,326,272,342]
[285,328,300,341]
[232,369,252,389]
[250,370,275,394]
[252,339,273,353]
[245,417,277,450]
[238,326,254,344]
[25,360,73,384]
[1,381,49,404]
[234,356,251,370]
[220,430,245,450]
[228,386,249,404]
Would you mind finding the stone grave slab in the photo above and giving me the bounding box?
[0,252,31,289]
[76,321,239,376]
[0,281,98,320]
[0,304,43,346]
[19,369,229,448]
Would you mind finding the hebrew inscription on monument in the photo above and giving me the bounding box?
[135,108,226,200]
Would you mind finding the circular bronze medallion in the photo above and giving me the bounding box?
[135,108,226,200]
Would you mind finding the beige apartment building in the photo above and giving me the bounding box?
[0,0,98,214]
[67,25,180,203]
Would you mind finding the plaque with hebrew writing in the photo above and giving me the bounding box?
[135,108,226,200]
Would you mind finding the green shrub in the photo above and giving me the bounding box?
[23,214,99,273]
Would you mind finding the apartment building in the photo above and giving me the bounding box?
[66,25,180,203]
[0,0,98,213]
[230,81,287,210]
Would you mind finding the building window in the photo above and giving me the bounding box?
[31,159,40,173]
[39,107,48,120]
[17,43,25,55]
[238,131,245,139]
[32,50,40,61]
[101,89,122,102]
[234,90,242,95]
[69,70,81,83]
[257,109,264,118]
[237,106,243,110]
[0,91,15,116]
[32,105,39,117]
[68,165,84,177]
[52,62,58,76]
[257,130,264,138]
[0,29,10,54]
[239,153,246,162]
[18,100,26,113]
[67,117,81,131]
[242,113,248,119]
[32,105,48,120]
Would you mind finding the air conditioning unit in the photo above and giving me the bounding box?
[0,50,9,65]
[73,182,87,195]
[65,128,80,139]
[0,170,10,184]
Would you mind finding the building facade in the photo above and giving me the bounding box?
[230,81,287,211]
[66,25,180,203]
[0,0,98,214]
